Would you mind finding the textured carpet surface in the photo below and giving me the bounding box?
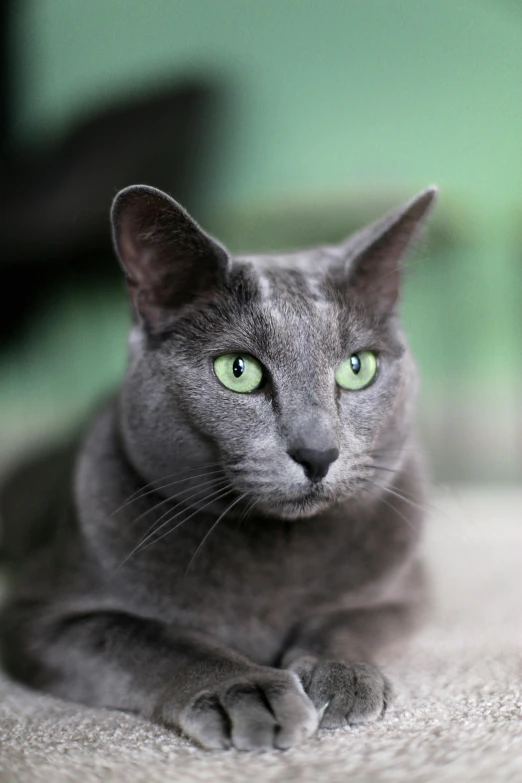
[1,487,521,783]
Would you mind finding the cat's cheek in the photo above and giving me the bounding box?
[337,384,401,444]
[203,393,273,440]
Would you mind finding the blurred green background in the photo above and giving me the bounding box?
[0,0,520,482]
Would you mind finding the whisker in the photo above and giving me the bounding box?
[117,479,232,576]
[365,477,459,524]
[359,483,417,531]
[112,462,226,514]
[134,487,236,562]
[360,464,401,475]
[367,453,405,464]
[372,481,426,513]
[127,468,228,511]
[128,478,230,551]
[185,493,248,577]
[127,475,229,530]
[369,445,417,458]
[235,496,259,530]
[110,483,233,576]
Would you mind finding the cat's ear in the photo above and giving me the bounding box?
[111,185,229,330]
[339,186,438,315]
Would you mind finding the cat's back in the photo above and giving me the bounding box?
[0,441,77,568]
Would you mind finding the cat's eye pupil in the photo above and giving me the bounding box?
[232,357,245,378]
[350,354,361,374]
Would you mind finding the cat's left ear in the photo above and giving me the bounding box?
[339,186,438,315]
[111,185,229,331]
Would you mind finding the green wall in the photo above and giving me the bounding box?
[2,0,521,480]
[13,1,522,215]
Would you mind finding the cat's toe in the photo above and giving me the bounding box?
[178,670,318,751]
[343,662,392,725]
[220,680,278,750]
[223,671,318,750]
[289,657,392,729]
[177,692,232,750]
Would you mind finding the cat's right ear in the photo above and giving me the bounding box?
[338,186,438,316]
[111,185,229,331]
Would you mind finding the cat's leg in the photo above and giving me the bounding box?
[1,607,317,750]
[280,603,418,729]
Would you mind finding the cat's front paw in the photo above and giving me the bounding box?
[173,669,318,751]
[287,656,392,729]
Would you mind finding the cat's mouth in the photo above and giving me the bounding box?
[253,483,337,520]
[225,460,358,520]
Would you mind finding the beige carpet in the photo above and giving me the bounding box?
[1,487,521,783]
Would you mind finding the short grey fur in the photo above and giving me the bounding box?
[0,184,438,750]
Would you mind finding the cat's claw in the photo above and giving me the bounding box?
[316,699,331,722]
[288,656,392,729]
[173,669,318,751]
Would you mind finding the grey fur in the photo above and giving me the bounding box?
[0,184,437,750]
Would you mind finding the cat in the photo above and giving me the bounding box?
[0,183,437,751]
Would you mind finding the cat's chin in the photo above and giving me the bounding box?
[256,493,336,521]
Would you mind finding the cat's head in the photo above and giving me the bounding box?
[111,185,437,520]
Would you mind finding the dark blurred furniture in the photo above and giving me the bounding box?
[0,1,220,342]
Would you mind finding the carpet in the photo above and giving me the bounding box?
[1,487,521,783]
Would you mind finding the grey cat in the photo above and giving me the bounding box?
[0,183,437,751]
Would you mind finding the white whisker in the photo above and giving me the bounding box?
[112,462,226,514]
[109,482,233,577]
[184,493,249,577]
[127,475,229,529]
[131,486,235,561]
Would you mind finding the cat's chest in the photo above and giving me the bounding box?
[124,510,414,663]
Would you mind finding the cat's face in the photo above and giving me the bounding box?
[113,186,436,520]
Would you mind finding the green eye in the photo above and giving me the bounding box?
[213,353,264,393]
[335,351,377,390]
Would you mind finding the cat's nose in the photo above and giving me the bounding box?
[288,447,339,483]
